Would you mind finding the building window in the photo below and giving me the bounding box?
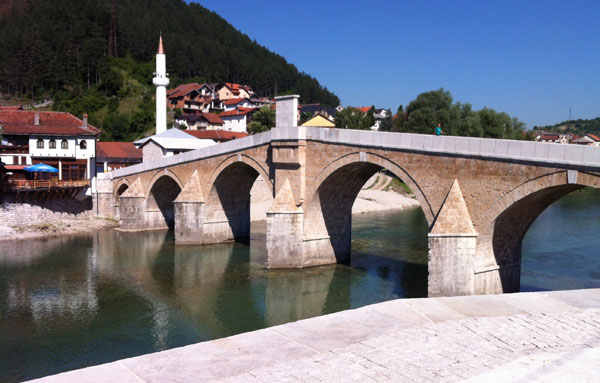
[49,139,56,149]
[79,140,87,150]
[61,140,68,149]
[37,139,44,149]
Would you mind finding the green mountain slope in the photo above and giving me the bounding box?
[536,117,600,136]
[0,0,340,140]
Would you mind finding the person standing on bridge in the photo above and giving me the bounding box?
[435,123,443,136]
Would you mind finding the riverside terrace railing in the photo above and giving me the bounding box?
[3,179,89,191]
[0,144,29,154]
[111,127,600,179]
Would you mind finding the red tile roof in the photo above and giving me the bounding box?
[222,83,253,95]
[223,98,248,105]
[185,130,248,141]
[0,110,100,136]
[355,107,371,113]
[219,107,257,117]
[587,134,600,141]
[167,83,203,99]
[202,113,224,124]
[177,113,224,124]
[97,142,142,160]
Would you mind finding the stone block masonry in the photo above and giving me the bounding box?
[28,288,600,382]
[103,119,600,296]
[0,196,92,227]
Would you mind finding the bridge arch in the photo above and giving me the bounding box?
[203,155,270,243]
[305,152,433,223]
[207,154,272,195]
[114,179,130,198]
[145,171,183,230]
[302,151,430,264]
[477,170,600,293]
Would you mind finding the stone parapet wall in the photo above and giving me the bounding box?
[0,197,92,227]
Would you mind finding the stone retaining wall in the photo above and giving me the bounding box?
[0,195,92,227]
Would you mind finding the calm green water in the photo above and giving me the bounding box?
[1,189,599,382]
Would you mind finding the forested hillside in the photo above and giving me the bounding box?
[0,0,339,140]
[537,117,600,136]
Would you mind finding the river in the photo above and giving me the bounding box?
[1,188,599,382]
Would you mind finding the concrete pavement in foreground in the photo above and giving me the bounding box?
[29,289,600,382]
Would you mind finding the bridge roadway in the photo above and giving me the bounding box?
[94,113,600,297]
[29,288,600,382]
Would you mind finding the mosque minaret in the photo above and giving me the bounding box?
[153,35,169,134]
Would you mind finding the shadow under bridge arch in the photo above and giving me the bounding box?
[301,152,430,265]
[145,174,183,230]
[203,158,271,244]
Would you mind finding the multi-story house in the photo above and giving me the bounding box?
[174,113,224,130]
[219,108,257,132]
[0,110,100,181]
[167,83,223,114]
[217,83,254,100]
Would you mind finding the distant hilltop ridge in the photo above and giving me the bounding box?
[536,116,600,137]
[0,0,339,105]
[0,0,339,141]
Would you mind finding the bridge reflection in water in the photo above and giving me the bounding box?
[0,214,430,382]
[2,188,600,382]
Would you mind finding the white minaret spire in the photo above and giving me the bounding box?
[153,34,169,134]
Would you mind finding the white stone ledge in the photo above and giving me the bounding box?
[111,127,600,179]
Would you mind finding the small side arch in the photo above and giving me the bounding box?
[145,169,185,198]
[144,170,184,230]
[114,179,130,198]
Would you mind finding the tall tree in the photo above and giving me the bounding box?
[247,107,275,134]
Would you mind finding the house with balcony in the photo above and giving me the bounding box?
[174,113,224,130]
[167,83,223,114]
[0,110,100,182]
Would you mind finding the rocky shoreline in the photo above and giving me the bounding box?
[0,217,119,242]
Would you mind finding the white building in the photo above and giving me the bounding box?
[0,110,100,180]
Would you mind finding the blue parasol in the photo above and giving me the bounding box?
[24,163,59,173]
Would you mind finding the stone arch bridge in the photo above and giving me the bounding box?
[95,125,600,297]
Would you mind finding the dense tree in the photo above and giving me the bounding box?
[0,0,339,107]
[379,109,393,132]
[335,107,375,130]
[397,88,528,139]
[0,0,340,141]
[247,107,275,134]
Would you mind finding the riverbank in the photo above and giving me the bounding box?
[0,217,119,241]
[28,288,600,382]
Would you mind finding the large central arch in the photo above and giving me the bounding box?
[301,152,429,265]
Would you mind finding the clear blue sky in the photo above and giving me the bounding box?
[193,0,599,128]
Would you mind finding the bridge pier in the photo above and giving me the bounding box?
[266,180,305,267]
[427,180,478,297]
[174,171,207,244]
[119,178,148,230]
